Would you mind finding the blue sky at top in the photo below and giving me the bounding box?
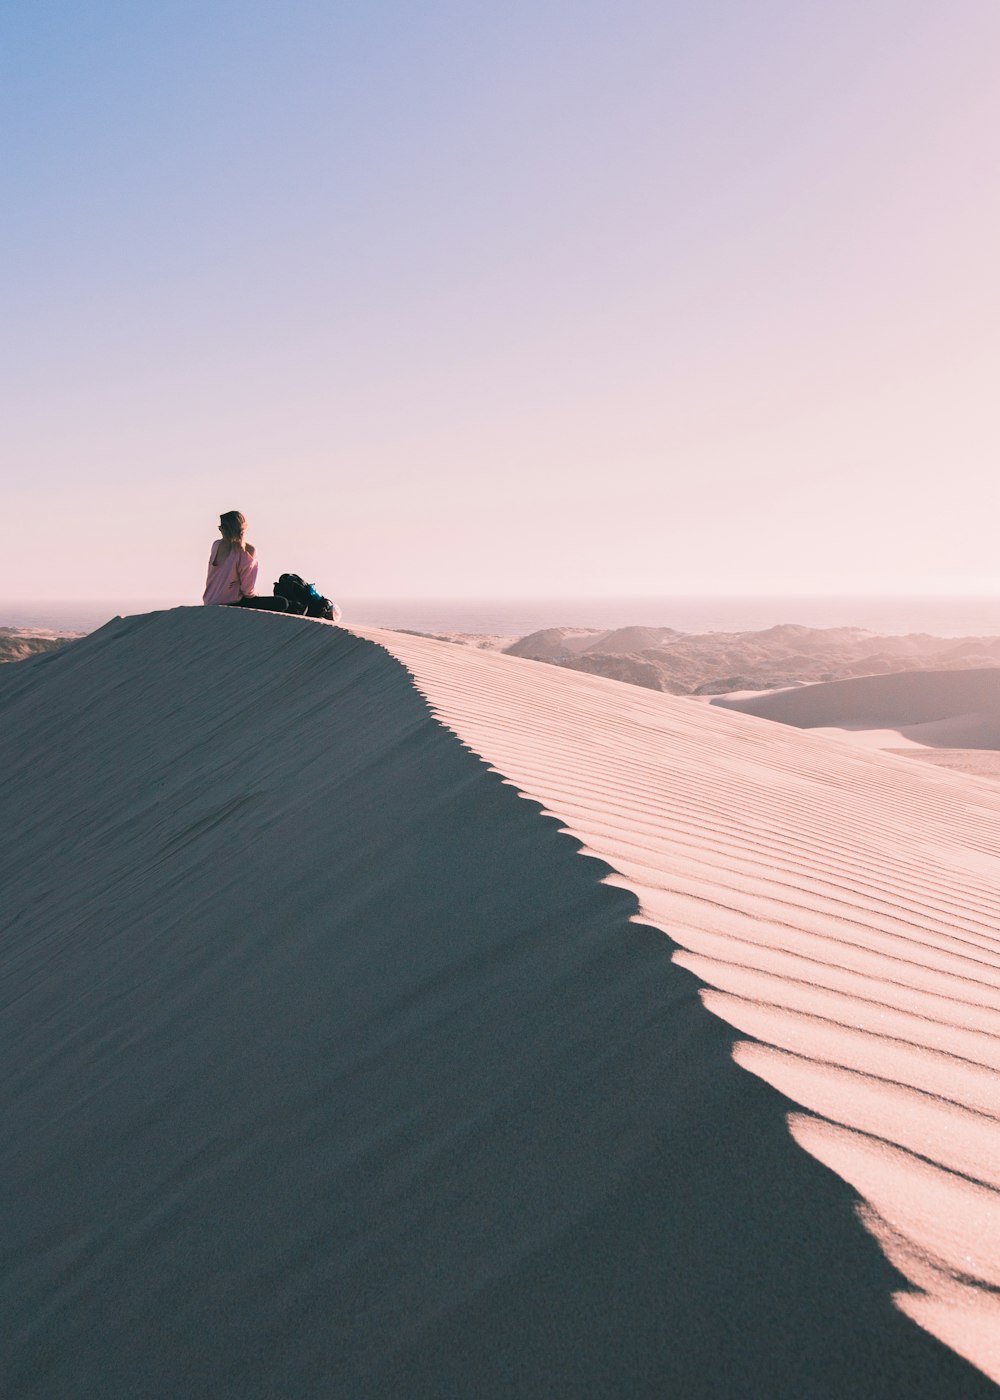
[2,1,998,600]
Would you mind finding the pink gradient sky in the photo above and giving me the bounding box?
[2,2,999,604]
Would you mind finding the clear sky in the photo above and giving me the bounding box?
[3,1,999,603]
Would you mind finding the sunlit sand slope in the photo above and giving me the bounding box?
[360,626,1000,1390]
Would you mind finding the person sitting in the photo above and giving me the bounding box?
[202,511,302,612]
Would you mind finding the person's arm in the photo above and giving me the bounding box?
[203,540,219,604]
[238,546,259,598]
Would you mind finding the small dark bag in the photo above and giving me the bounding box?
[273,573,340,622]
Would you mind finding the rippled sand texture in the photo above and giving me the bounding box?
[363,626,1000,1388]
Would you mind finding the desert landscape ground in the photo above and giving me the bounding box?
[418,621,1000,696]
[0,626,82,664]
[2,606,999,1397]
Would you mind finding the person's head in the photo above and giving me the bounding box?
[218,511,247,552]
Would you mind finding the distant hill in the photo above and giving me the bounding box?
[501,624,1000,696]
[504,626,606,659]
[0,628,77,664]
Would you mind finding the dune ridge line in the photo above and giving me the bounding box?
[357,623,1000,1387]
[2,605,998,1397]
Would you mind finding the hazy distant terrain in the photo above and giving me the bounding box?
[0,628,78,664]
[490,623,1000,695]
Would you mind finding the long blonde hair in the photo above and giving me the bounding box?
[217,510,247,561]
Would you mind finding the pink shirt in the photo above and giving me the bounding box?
[203,540,260,606]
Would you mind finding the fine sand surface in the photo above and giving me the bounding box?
[362,626,1000,1391]
[2,608,999,1397]
[714,668,1000,780]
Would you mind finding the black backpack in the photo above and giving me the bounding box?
[273,573,340,622]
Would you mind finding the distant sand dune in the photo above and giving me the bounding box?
[714,669,1000,783]
[713,668,1000,748]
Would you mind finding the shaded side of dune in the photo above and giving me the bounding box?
[0,608,992,1398]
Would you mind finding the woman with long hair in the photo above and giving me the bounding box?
[202,511,301,611]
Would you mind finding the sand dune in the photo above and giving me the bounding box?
[713,668,1000,776]
[2,608,999,1396]
[713,667,1000,743]
[362,626,1000,1391]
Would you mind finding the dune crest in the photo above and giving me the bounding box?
[361,625,1000,1386]
[4,608,999,1395]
